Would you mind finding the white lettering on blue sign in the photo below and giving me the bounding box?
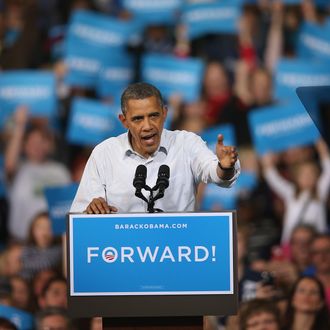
[185,8,236,22]
[87,245,216,263]
[125,0,179,10]
[104,68,133,81]
[278,73,330,87]
[74,114,112,131]
[68,57,100,73]
[256,114,312,137]
[145,68,196,85]
[0,86,50,99]
[301,34,330,55]
[72,24,122,46]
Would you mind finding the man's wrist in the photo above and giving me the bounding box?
[218,161,234,171]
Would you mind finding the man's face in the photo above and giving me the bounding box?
[311,237,330,273]
[39,315,68,330]
[119,96,167,158]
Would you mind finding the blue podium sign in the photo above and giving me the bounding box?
[69,212,233,296]
[68,212,238,317]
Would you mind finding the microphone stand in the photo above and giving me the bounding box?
[135,185,164,213]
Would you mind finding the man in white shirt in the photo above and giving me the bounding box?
[70,82,240,214]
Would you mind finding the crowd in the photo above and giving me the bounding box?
[0,0,330,329]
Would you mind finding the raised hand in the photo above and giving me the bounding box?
[216,134,238,170]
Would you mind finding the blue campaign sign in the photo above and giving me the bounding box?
[248,102,321,155]
[0,71,57,117]
[121,0,182,25]
[141,54,204,102]
[282,0,330,5]
[296,86,330,136]
[275,59,330,101]
[69,212,234,295]
[66,10,133,50]
[0,155,6,198]
[0,305,34,330]
[97,51,134,99]
[297,22,330,62]
[65,43,111,88]
[201,172,257,211]
[67,97,125,146]
[200,124,236,155]
[44,183,79,236]
[181,2,240,40]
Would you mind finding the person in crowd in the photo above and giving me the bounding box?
[169,96,207,134]
[202,61,235,127]
[20,212,62,280]
[0,244,22,277]
[38,276,67,309]
[261,139,330,244]
[274,224,317,275]
[308,234,330,310]
[35,307,71,330]
[238,298,282,330]
[9,275,32,312]
[5,106,71,241]
[32,268,58,308]
[0,318,17,330]
[70,82,240,214]
[237,225,277,303]
[283,276,330,330]
[0,276,12,306]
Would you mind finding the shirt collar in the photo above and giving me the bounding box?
[124,129,169,158]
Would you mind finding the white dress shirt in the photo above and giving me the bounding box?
[70,129,240,213]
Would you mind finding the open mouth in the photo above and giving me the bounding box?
[141,133,157,145]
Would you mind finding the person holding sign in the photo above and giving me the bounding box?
[261,139,330,245]
[71,82,240,214]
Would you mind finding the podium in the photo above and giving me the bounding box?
[67,212,238,329]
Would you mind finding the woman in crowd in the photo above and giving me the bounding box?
[20,212,62,280]
[283,276,330,330]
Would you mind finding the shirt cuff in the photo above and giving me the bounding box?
[210,159,241,188]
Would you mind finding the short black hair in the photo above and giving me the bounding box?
[35,307,70,330]
[121,82,164,114]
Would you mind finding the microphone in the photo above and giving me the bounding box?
[155,165,170,198]
[133,165,147,191]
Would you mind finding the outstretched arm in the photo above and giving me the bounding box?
[5,106,28,180]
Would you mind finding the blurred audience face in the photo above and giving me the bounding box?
[10,276,30,310]
[3,245,22,276]
[282,146,314,166]
[250,69,272,106]
[24,130,53,163]
[245,311,279,330]
[290,226,315,270]
[38,314,68,330]
[294,162,319,191]
[292,277,324,314]
[311,236,330,274]
[39,280,67,309]
[31,214,53,249]
[33,269,57,297]
[203,62,229,98]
